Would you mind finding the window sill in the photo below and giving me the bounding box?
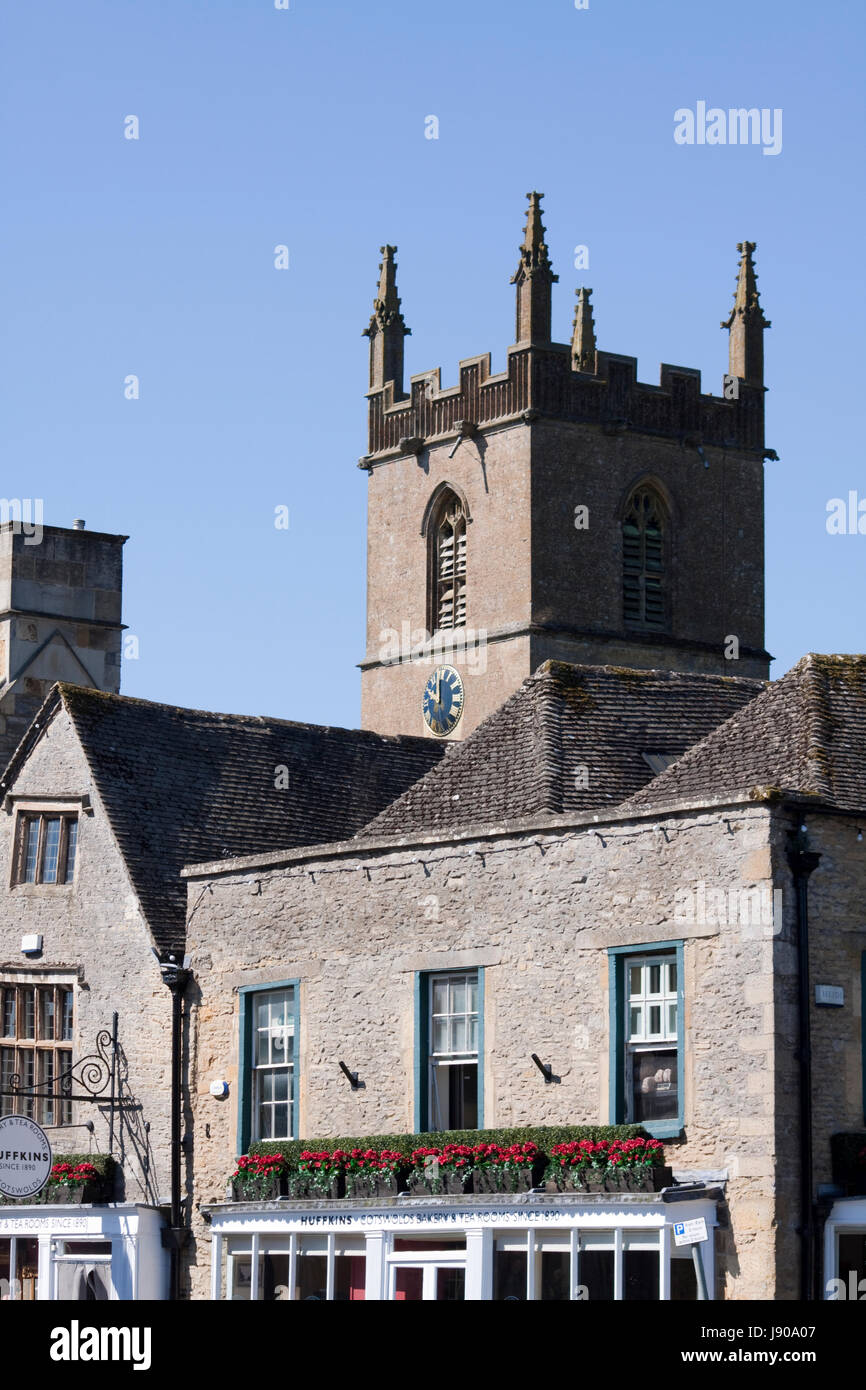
[641,1121,684,1141]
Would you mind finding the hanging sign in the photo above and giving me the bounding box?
[0,1115,52,1199]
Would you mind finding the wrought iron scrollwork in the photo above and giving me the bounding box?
[6,1027,116,1103]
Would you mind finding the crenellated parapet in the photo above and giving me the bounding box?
[361,195,770,466]
[362,342,766,464]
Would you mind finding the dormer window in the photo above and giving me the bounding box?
[13,812,78,886]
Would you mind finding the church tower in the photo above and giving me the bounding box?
[359,196,772,740]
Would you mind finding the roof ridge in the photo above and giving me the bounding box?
[798,654,834,802]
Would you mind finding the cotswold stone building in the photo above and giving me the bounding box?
[1,197,863,1304]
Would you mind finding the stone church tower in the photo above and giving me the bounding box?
[0,520,126,768]
[359,196,773,739]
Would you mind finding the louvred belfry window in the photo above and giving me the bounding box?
[622,487,666,629]
[432,495,467,632]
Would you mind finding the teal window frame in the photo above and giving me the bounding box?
[236,979,300,1154]
[414,968,484,1132]
[608,941,684,1140]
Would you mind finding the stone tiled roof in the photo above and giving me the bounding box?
[359,661,764,838]
[4,684,444,955]
[622,654,866,814]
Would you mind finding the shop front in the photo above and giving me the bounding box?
[0,1204,168,1301]
[207,1192,718,1301]
[823,1196,866,1300]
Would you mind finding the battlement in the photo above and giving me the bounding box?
[361,196,770,465]
[362,343,765,463]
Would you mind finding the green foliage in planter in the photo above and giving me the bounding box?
[248,1124,646,1169]
[830,1132,866,1192]
[46,1153,115,1182]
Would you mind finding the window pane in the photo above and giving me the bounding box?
[449,1017,467,1053]
[666,1002,678,1036]
[333,1255,366,1302]
[41,1052,55,1127]
[60,991,73,1041]
[432,1019,447,1053]
[648,1005,661,1035]
[230,1256,254,1301]
[261,1254,291,1301]
[466,1016,478,1053]
[21,1053,34,1117]
[628,965,642,998]
[648,964,661,995]
[295,1255,328,1302]
[629,1005,642,1039]
[667,961,677,993]
[431,979,448,1015]
[540,1251,570,1301]
[624,1248,660,1300]
[580,1248,614,1301]
[23,820,39,883]
[493,1250,526,1300]
[2,990,15,1037]
[41,990,56,1041]
[42,819,61,883]
[467,978,478,1013]
[451,978,466,1014]
[23,991,35,1039]
[64,820,78,882]
[632,1049,678,1122]
[1,1048,15,1097]
[58,1050,72,1125]
[671,1256,697,1300]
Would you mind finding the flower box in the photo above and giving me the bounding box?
[344,1172,400,1199]
[48,1182,104,1205]
[406,1170,470,1197]
[286,1173,342,1200]
[231,1175,283,1203]
[472,1167,534,1195]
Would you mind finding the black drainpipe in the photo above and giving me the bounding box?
[787,828,821,1301]
[159,957,190,1301]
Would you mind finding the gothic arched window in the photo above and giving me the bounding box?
[429,491,467,632]
[622,486,667,629]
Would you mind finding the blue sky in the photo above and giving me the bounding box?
[1,0,863,727]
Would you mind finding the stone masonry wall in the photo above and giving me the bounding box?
[0,707,172,1204]
[184,802,785,1300]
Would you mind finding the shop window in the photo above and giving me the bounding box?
[580,1234,615,1301]
[237,980,300,1152]
[415,969,483,1132]
[608,943,684,1140]
[225,1234,365,1301]
[0,1236,39,1301]
[52,1241,112,1301]
[13,813,78,885]
[0,982,74,1126]
[622,1233,661,1300]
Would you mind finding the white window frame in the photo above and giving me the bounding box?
[428,970,478,1131]
[251,988,296,1143]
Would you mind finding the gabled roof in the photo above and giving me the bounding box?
[621,653,866,814]
[2,684,444,955]
[359,661,764,838]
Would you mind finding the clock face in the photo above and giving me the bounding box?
[422,665,464,738]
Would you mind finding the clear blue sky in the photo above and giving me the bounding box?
[1,0,863,727]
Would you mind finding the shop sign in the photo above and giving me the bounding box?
[0,1115,52,1199]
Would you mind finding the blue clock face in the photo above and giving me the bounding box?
[422,665,464,737]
